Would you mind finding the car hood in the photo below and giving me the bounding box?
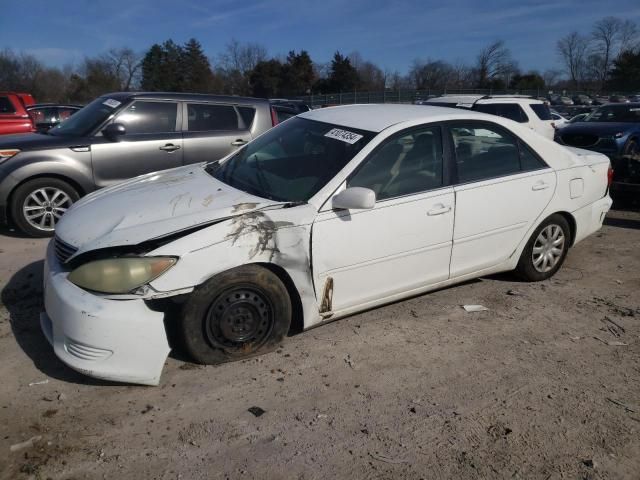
[558,122,635,136]
[0,132,85,151]
[56,163,281,254]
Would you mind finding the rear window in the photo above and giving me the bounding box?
[473,103,528,123]
[187,104,240,131]
[0,96,16,114]
[530,103,552,120]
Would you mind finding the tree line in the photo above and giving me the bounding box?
[1,15,639,104]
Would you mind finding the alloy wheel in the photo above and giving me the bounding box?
[22,187,72,232]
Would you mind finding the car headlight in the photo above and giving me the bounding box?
[0,149,20,164]
[68,257,177,294]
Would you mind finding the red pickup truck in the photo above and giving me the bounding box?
[0,93,36,135]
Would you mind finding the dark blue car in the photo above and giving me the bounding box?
[556,103,640,195]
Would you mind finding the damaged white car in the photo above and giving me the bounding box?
[41,104,613,385]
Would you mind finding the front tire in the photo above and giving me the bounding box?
[10,177,79,237]
[180,265,292,365]
[516,214,570,281]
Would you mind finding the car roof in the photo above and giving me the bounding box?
[298,104,491,133]
[100,92,269,105]
[28,103,83,109]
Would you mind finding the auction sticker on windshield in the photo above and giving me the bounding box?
[102,98,121,109]
[324,128,363,144]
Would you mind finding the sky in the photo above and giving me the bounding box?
[2,0,640,75]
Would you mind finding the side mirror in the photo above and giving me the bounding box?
[332,187,376,210]
[102,123,126,141]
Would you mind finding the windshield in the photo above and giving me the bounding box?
[584,105,640,123]
[209,117,375,202]
[49,96,123,136]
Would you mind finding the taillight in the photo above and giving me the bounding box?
[270,107,278,127]
[607,165,614,187]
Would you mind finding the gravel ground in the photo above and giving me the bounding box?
[0,208,639,480]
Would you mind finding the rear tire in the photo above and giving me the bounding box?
[10,177,79,237]
[180,265,291,365]
[516,214,571,281]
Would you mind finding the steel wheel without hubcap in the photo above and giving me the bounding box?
[532,224,565,273]
[22,187,72,232]
[205,287,274,351]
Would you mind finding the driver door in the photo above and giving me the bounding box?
[311,125,455,313]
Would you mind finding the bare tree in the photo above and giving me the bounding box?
[619,19,639,54]
[591,17,624,89]
[103,48,142,90]
[542,69,562,88]
[557,32,589,88]
[475,40,515,88]
[218,39,267,75]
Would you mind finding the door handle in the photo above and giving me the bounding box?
[159,143,181,152]
[427,204,452,216]
[231,139,248,146]
[532,181,549,191]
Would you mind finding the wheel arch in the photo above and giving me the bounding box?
[255,262,305,335]
[553,210,577,246]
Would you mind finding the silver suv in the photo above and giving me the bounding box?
[0,92,276,236]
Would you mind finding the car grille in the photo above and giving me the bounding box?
[54,237,78,264]
[561,133,599,148]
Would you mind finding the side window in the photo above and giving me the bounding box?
[237,107,256,129]
[519,141,547,171]
[451,123,546,183]
[451,124,521,182]
[475,103,528,123]
[349,126,443,201]
[186,104,240,131]
[0,96,16,114]
[115,101,177,134]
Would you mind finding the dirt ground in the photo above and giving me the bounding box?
[0,207,639,480]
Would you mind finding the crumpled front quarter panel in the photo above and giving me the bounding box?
[148,205,321,328]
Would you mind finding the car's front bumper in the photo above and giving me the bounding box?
[41,240,171,385]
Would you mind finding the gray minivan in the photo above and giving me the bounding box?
[0,92,276,236]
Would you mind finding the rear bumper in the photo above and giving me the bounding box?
[41,240,171,385]
[572,195,613,245]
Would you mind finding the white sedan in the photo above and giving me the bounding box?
[41,105,613,385]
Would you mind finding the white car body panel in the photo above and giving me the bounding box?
[41,105,612,385]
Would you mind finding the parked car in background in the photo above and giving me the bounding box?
[270,99,310,114]
[627,94,640,103]
[0,92,36,136]
[555,103,640,195]
[270,103,299,123]
[41,104,613,385]
[26,103,82,132]
[550,110,569,128]
[549,95,574,106]
[0,92,277,236]
[568,113,589,123]
[424,95,555,139]
[608,95,629,103]
[572,95,593,106]
[590,96,609,105]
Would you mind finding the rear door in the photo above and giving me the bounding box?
[91,100,183,188]
[181,103,253,164]
[448,121,556,277]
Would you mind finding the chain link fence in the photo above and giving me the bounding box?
[298,89,630,107]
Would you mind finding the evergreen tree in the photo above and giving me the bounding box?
[182,38,215,92]
[281,50,315,95]
[608,50,640,91]
[249,59,284,98]
[327,51,360,92]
